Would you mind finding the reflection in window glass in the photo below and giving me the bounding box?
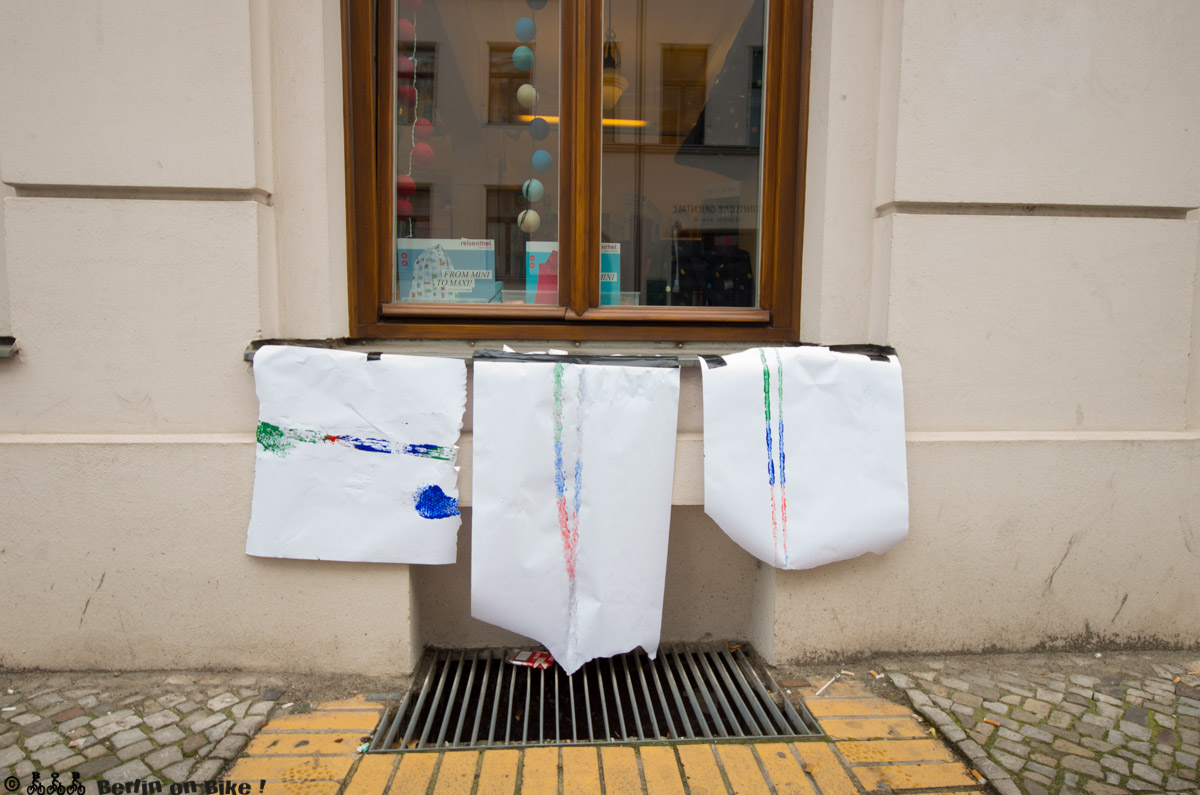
[394,0,559,304]
[600,0,764,308]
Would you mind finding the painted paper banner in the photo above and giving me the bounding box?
[246,345,466,564]
[700,346,908,570]
[471,352,680,674]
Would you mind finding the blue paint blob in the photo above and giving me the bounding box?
[414,484,460,519]
[529,117,550,141]
[515,17,537,43]
[512,45,535,72]
[531,149,553,173]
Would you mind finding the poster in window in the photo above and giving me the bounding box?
[396,238,499,302]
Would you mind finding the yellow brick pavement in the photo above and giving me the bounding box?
[224,683,988,794]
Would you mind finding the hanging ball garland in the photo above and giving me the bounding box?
[396,197,413,219]
[531,149,553,173]
[512,45,535,72]
[399,0,423,11]
[397,174,416,198]
[516,83,539,109]
[397,55,414,80]
[412,142,435,167]
[397,18,416,44]
[522,178,545,202]
[397,84,417,107]
[514,16,537,43]
[526,0,547,9]
[414,118,434,140]
[529,117,550,141]
[517,209,541,233]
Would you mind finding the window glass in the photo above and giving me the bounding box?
[394,0,560,304]
[600,0,764,308]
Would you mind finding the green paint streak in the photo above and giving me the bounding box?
[553,362,565,444]
[256,421,294,455]
[758,349,772,424]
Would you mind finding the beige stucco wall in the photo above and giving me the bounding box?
[1,0,1197,674]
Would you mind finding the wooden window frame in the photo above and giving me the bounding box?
[341,0,811,341]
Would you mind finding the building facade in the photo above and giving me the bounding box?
[1,0,1197,674]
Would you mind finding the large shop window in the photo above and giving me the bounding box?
[342,0,810,341]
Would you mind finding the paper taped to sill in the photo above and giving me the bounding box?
[471,352,680,674]
[246,345,466,564]
[700,346,908,570]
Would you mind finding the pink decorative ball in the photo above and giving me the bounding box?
[397,84,417,106]
[412,142,434,167]
[396,174,416,198]
[397,55,414,80]
[399,0,423,11]
[414,118,434,140]
[396,18,416,44]
[396,198,413,218]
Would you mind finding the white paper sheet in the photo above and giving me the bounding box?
[701,347,908,570]
[471,353,680,674]
[246,345,466,564]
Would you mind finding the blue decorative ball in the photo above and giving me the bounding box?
[529,117,550,141]
[512,45,534,72]
[514,17,536,43]
[522,178,545,202]
[526,0,547,9]
[531,149,553,173]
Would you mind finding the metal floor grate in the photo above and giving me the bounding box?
[369,643,821,751]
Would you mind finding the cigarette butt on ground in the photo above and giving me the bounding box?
[984,718,1000,727]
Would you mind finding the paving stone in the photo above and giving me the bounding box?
[246,701,274,717]
[74,755,120,778]
[91,709,134,728]
[31,744,74,767]
[109,727,148,749]
[1125,705,1150,726]
[180,734,207,755]
[175,701,200,715]
[1082,781,1124,795]
[115,740,153,762]
[150,725,186,745]
[83,746,107,760]
[189,759,224,782]
[0,745,24,767]
[209,735,247,760]
[204,719,234,743]
[1131,761,1164,785]
[991,778,1023,795]
[190,713,227,734]
[161,759,196,784]
[231,716,266,736]
[53,754,85,772]
[59,716,91,733]
[205,693,239,712]
[1121,720,1153,741]
[107,759,152,783]
[23,731,63,751]
[143,710,179,730]
[1177,749,1198,767]
[1053,738,1096,757]
[145,745,183,770]
[1061,754,1103,777]
[67,735,97,751]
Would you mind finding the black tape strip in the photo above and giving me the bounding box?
[824,343,896,362]
[366,352,383,361]
[699,354,728,369]
[472,350,680,368]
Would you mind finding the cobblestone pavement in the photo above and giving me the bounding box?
[0,672,289,793]
[880,651,1200,795]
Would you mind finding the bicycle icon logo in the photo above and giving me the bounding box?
[5,772,86,795]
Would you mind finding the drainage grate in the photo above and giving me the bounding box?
[369,643,821,751]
